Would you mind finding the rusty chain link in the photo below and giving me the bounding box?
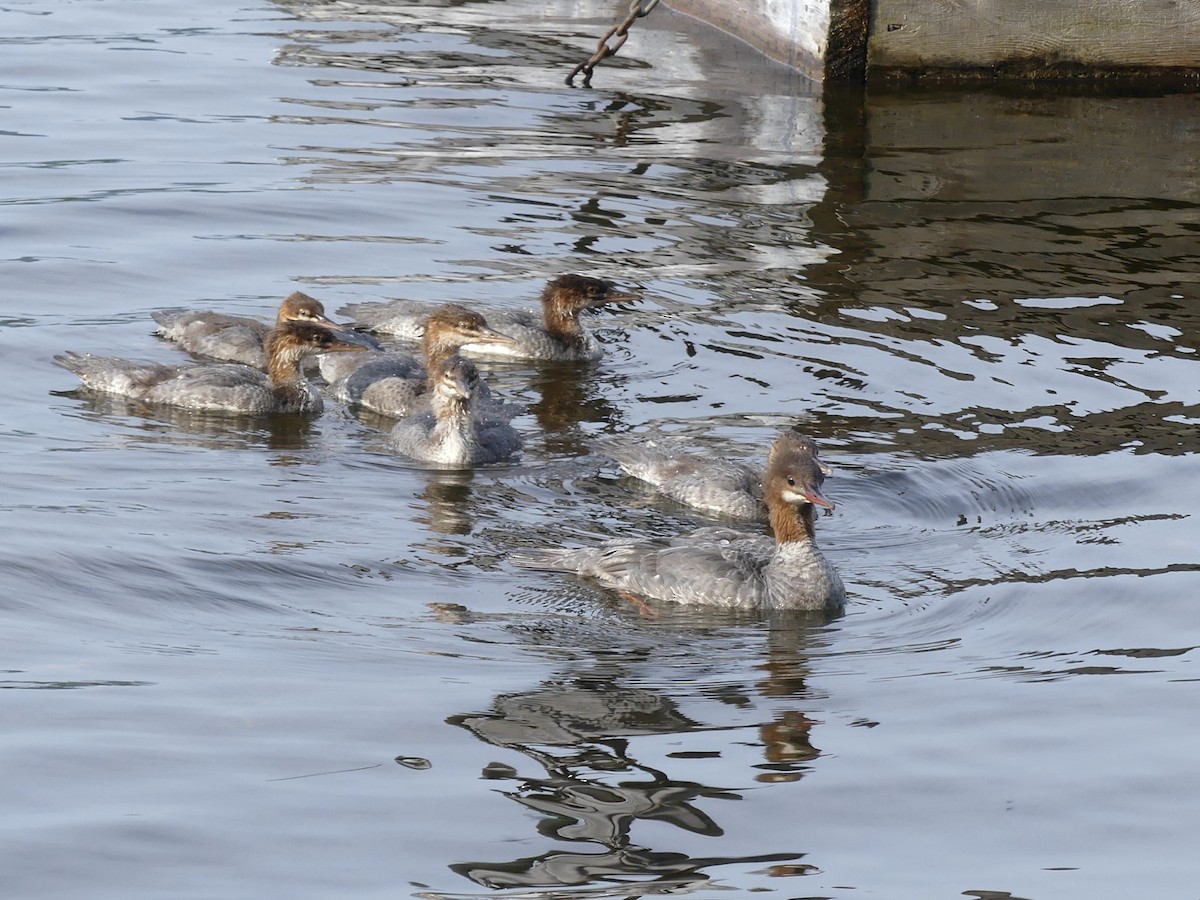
[566,0,660,87]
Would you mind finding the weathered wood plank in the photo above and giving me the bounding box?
[871,0,1200,77]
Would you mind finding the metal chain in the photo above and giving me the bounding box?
[566,0,660,87]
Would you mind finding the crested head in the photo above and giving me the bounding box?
[764,432,833,543]
[540,274,639,314]
[258,320,361,410]
[266,320,372,365]
[426,303,487,333]
[423,304,515,366]
[277,291,336,327]
[769,430,823,468]
[425,304,510,343]
[431,355,480,408]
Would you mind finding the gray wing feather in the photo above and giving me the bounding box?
[151,310,270,367]
[601,439,765,520]
[338,300,438,339]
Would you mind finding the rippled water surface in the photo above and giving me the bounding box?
[5,1,1200,898]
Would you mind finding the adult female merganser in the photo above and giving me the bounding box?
[599,430,832,521]
[55,321,372,415]
[512,432,845,612]
[387,355,522,466]
[340,274,639,362]
[323,304,518,418]
[152,291,378,368]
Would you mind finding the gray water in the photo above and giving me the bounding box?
[4,1,1200,898]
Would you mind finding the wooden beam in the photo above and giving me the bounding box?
[871,0,1200,81]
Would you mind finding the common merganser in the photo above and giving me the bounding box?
[599,430,832,521]
[151,290,379,368]
[340,274,639,362]
[55,321,372,415]
[322,304,518,418]
[387,355,522,466]
[512,432,845,612]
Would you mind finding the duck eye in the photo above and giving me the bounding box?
[786,475,796,486]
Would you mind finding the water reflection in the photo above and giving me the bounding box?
[793,87,1200,457]
[437,612,832,894]
[53,391,320,453]
[269,0,835,286]
[445,672,801,892]
[418,468,476,536]
[0,678,152,690]
[525,358,623,455]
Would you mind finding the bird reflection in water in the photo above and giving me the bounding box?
[56,392,319,455]
[440,663,810,893]
[262,412,320,456]
[751,617,826,782]
[526,359,624,457]
[410,472,475,564]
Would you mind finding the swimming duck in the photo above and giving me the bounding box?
[322,304,519,418]
[55,321,373,415]
[599,430,832,521]
[512,432,844,612]
[152,291,379,368]
[340,274,639,362]
[387,355,522,466]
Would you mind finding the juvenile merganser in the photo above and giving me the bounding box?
[599,430,832,521]
[340,274,639,362]
[512,432,845,612]
[151,291,379,368]
[387,355,522,466]
[55,321,372,415]
[322,304,518,418]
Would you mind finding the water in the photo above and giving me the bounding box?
[4,1,1200,897]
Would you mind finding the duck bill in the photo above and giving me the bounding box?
[450,376,474,401]
[442,368,476,402]
[479,326,519,346]
[805,485,835,510]
[326,329,377,352]
[595,288,640,308]
[308,312,343,330]
[305,312,384,349]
